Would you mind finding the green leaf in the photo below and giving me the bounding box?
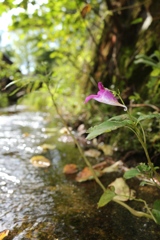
[5,79,22,89]
[153,200,160,210]
[134,54,157,67]
[98,187,116,208]
[109,114,129,121]
[152,200,160,224]
[123,168,140,179]
[139,181,148,186]
[86,119,131,140]
[131,17,143,25]
[136,163,151,172]
[137,113,160,123]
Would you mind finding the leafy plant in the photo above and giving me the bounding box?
[134,51,160,105]
[85,81,160,224]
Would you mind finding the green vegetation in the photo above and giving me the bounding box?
[0,0,160,226]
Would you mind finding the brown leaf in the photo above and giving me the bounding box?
[63,164,78,174]
[93,161,108,170]
[0,230,9,240]
[76,167,102,182]
[80,4,91,18]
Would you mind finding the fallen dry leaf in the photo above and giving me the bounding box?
[40,144,56,151]
[59,127,71,134]
[102,160,123,173]
[84,149,101,158]
[63,164,78,174]
[93,161,108,170]
[98,143,113,156]
[109,177,136,201]
[0,229,9,240]
[30,155,51,168]
[76,167,102,182]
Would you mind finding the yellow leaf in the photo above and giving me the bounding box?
[98,143,113,156]
[0,230,9,240]
[80,4,91,18]
[30,155,51,168]
[109,177,136,201]
[102,160,123,173]
[84,149,101,158]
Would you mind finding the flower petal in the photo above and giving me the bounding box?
[98,82,105,91]
[85,94,98,103]
[85,82,127,110]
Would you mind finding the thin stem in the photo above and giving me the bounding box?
[138,122,146,144]
[126,110,155,174]
[46,83,106,192]
[136,130,155,173]
[113,199,154,221]
[135,198,157,223]
[126,113,160,183]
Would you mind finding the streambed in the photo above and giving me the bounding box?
[0,105,160,240]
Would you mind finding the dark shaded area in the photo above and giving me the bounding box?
[88,0,160,102]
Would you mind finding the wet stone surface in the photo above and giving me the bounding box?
[0,106,160,240]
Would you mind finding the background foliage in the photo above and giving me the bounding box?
[0,0,160,154]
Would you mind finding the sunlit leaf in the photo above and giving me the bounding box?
[59,127,71,134]
[4,79,22,89]
[103,10,113,17]
[0,230,9,240]
[109,177,136,201]
[84,149,101,158]
[98,187,116,208]
[63,164,78,174]
[80,4,91,18]
[30,155,51,168]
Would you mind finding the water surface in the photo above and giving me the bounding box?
[0,106,160,240]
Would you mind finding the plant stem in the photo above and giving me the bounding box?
[46,83,106,192]
[134,198,157,223]
[113,199,155,221]
[127,111,156,175]
[127,111,160,183]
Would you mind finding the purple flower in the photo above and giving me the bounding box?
[85,82,127,110]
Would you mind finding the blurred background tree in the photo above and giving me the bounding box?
[0,0,159,155]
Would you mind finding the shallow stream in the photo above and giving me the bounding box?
[0,105,160,240]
